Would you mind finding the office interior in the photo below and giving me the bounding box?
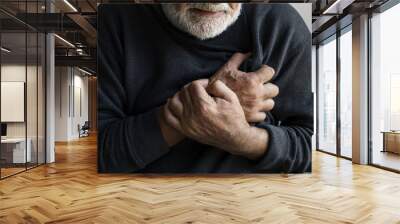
[0,0,399,222]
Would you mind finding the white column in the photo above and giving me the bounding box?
[46,32,55,163]
[352,14,369,164]
[45,0,56,163]
[54,67,73,141]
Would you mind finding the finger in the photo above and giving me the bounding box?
[189,81,214,106]
[263,83,279,99]
[260,99,275,112]
[225,52,251,70]
[193,79,209,88]
[206,80,238,103]
[164,101,182,131]
[168,93,184,117]
[250,65,275,84]
[180,85,193,107]
[247,112,267,123]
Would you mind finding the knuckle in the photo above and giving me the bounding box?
[209,82,218,92]
[171,103,181,114]
[267,66,275,75]
[189,82,198,90]
[183,84,191,93]
[265,83,279,97]
[245,76,258,86]
[167,99,175,109]
[173,92,180,102]
[273,85,279,96]
[199,100,215,115]
[243,106,253,115]
[165,110,175,123]
[245,89,263,102]
[212,79,221,87]
[253,88,265,99]
[271,84,279,96]
[207,81,217,91]
[171,94,179,102]
[258,113,267,121]
[245,98,260,110]
[223,64,234,73]
[261,66,275,81]
[188,83,200,95]
[266,99,275,110]
[168,100,176,111]
[231,94,241,104]
[198,103,208,114]
[191,80,201,86]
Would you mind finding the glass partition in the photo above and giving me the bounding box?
[339,28,352,158]
[370,3,400,171]
[317,36,337,154]
[0,1,46,179]
[38,32,45,165]
[27,30,38,169]
[1,31,28,177]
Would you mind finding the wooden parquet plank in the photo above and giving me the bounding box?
[1,134,400,223]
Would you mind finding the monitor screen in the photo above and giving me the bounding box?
[1,123,7,137]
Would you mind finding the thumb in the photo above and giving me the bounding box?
[225,52,251,70]
[210,52,251,86]
[206,80,238,103]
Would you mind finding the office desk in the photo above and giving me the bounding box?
[1,138,31,163]
[382,131,400,154]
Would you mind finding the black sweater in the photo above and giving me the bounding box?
[97,4,313,173]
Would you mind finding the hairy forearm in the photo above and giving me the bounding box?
[230,126,269,160]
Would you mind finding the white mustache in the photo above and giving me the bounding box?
[188,3,231,12]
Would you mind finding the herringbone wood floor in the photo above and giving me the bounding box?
[1,134,400,224]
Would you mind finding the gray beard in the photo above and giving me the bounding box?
[161,3,242,40]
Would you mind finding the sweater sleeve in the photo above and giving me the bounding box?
[97,5,170,173]
[253,37,313,173]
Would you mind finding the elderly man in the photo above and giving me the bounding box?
[98,3,313,173]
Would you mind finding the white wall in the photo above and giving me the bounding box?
[1,63,46,164]
[290,3,312,32]
[54,67,89,141]
[71,73,89,138]
[1,65,40,137]
[55,66,70,141]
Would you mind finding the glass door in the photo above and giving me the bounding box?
[339,27,353,159]
[317,36,337,154]
[0,1,46,179]
[370,3,400,171]
[1,30,28,178]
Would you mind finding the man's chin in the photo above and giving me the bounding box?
[186,25,226,40]
[185,16,231,40]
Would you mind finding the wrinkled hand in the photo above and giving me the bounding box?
[163,79,267,158]
[208,53,279,123]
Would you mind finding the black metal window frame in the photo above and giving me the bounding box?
[315,23,353,161]
[315,0,400,173]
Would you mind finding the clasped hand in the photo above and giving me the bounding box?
[161,53,278,159]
